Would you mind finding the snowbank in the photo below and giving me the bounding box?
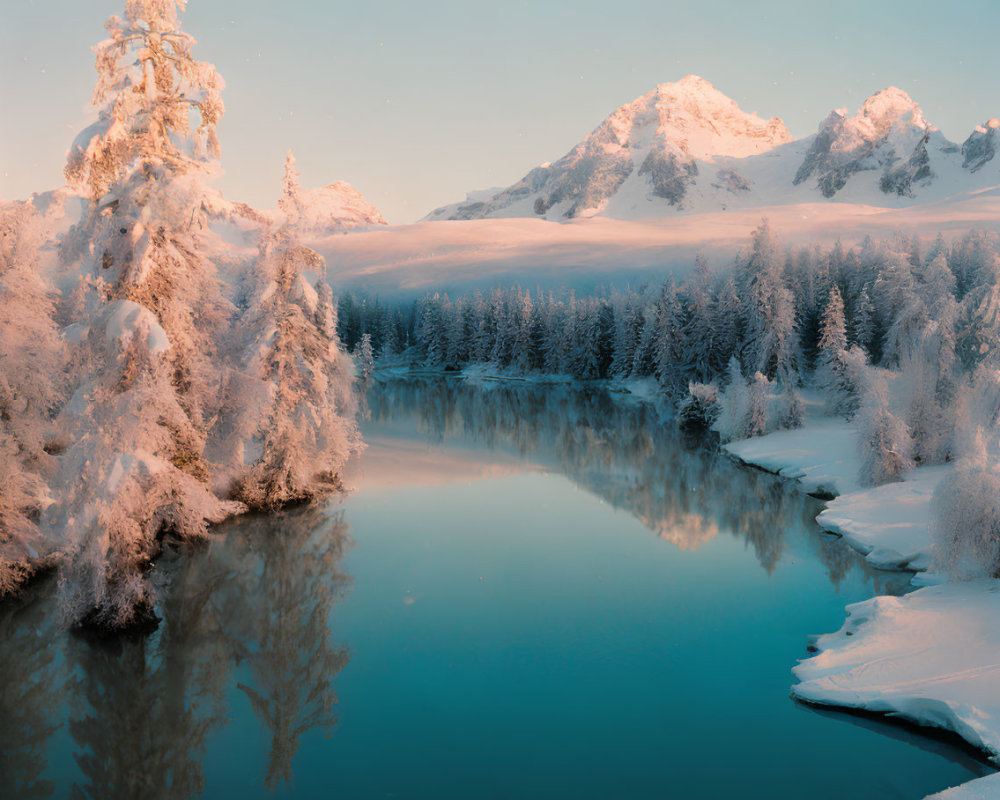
[723,417,861,497]
[793,581,1000,762]
[927,772,1000,799]
[816,465,948,572]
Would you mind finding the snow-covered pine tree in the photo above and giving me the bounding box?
[848,286,875,354]
[856,375,914,487]
[609,289,644,378]
[53,0,242,627]
[355,333,374,381]
[278,150,305,223]
[931,434,1000,579]
[0,202,66,595]
[653,281,685,390]
[680,256,716,382]
[228,231,361,510]
[739,221,799,382]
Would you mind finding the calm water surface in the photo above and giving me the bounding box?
[1,376,994,799]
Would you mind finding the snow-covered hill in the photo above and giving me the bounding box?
[426,76,1000,221]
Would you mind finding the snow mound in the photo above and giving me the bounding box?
[295,180,387,233]
[104,300,171,355]
[724,417,861,497]
[816,465,948,572]
[927,772,1000,799]
[793,581,1000,761]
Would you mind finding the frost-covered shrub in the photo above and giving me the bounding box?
[932,438,1000,579]
[856,376,913,487]
[714,359,772,441]
[676,382,719,429]
[776,385,805,430]
[714,358,751,442]
[745,372,771,438]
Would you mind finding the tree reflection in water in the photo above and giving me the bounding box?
[64,506,351,798]
[0,582,65,800]
[0,376,911,799]
[368,376,909,595]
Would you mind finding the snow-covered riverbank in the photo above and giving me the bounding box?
[724,417,1000,796]
[793,582,1000,779]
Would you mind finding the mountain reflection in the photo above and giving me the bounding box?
[63,506,351,799]
[366,376,908,594]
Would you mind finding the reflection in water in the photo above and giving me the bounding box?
[215,510,351,789]
[367,376,907,594]
[64,507,351,799]
[0,376,926,798]
[0,585,65,800]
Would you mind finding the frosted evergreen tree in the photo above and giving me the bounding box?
[278,150,305,222]
[52,0,241,627]
[64,0,224,203]
[610,289,644,378]
[817,286,848,358]
[709,277,740,375]
[681,257,716,382]
[848,286,875,354]
[653,282,685,389]
[739,222,799,381]
[857,375,914,487]
[816,286,859,415]
[227,232,361,510]
[932,434,1000,579]
[0,203,66,595]
[714,358,750,442]
[355,333,375,381]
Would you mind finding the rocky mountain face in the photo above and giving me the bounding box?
[427,78,1000,222]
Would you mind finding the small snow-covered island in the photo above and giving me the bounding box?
[3,1,1000,798]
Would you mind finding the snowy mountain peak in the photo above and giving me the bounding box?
[857,86,930,136]
[793,87,941,199]
[644,75,792,160]
[426,79,1000,222]
[427,78,790,220]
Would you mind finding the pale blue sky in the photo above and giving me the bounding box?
[2,0,999,223]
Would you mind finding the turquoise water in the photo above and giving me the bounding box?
[1,377,994,799]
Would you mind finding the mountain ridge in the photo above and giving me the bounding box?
[426,77,1000,222]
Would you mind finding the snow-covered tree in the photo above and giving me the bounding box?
[226,232,361,510]
[714,358,751,442]
[52,1,256,628]
[744,372,772,438]
[739,222,799,382]
[355,333,374,381]
[932,435,1000,579]
[0,202,66,594]
[64,0,224,202]
[817,286,847,359]
[856,375,913,487]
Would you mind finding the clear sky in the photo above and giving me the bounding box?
[2,0,999,223]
